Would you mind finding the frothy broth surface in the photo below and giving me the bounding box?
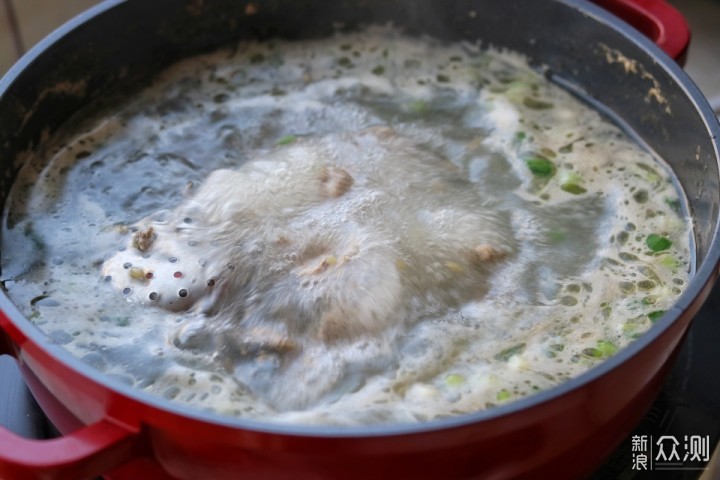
[1,27,693,425]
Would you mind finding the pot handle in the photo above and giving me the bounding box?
[591,0,690,64]
[0,323,143,479]
[0,417,141,480]
[0,322,13,357]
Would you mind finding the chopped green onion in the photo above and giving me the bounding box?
[547,229,566,243]
[659,255,680,270]
[540,147,557,158]
[524,156,554,177]
[596,340,618,357]
[445,373,465,387]
[646,234,672,252]
[496,389,512,401]
[581,347,603,358]
[277,135,297,146]
[636,163,661,183]
[641,296,657,305]
[495,343,526,361]
[371,65,385,75]
[559,143,573,154]
[561,183,587,195]
[546,343,564,358]
[665,197,681,212]
[559,171,586,194]
[406,100,429,114]
[523,97,554,110]
[513,131,526,146]
[648,310,666,322]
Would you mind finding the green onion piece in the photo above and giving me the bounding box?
[277,135,297,146]
[636,163,661,183]
[371,65,385,75]
[665,197,681,212]
[596,340,618,357]
[559,143,573,154]
[495,343,526,361]
[659,255,679,270]
[406,100,429,114]
[496,389,512,401]
[646,234,672,252]
[547,229,566,243]
[641,296,657,305]
[622,322,637,336]
[540,147,557,158]
[546,343,564,358]
[648,310,666,322]
[436,74,450,83]
[524,156,554,177]
[559,171,586,194]
[523,97,554,110]
[445,373,465,387]
[581,347,603,358]
[561,183,587,195]
[560,183,587,195]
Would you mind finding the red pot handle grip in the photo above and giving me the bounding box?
[0,417,141,480]
[1,327,141,479]
[0,324,12,357]
[591,0,690,64]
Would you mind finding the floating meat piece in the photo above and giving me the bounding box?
[101,128,515,407]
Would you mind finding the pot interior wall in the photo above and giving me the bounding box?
[0,0,717,302]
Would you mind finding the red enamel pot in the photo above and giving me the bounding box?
[0,1,718,479]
